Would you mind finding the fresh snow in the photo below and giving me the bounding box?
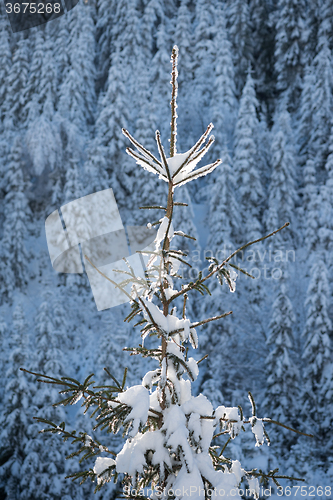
[117,385,150,436]
[93,457,116,485]
[249,416,267,447]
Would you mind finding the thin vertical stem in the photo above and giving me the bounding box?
[170,45,178,158]
[160,46,178,411]
[160,181,173,411]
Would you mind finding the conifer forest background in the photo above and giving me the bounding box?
[0,0,333,498]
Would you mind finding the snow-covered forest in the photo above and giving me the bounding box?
[0,0,332,497]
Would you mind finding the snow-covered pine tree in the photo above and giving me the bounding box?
[234,69,264,242]
[318,0,333,51]
[0,136,32,303]
[322,126,333,274]
[23,28,45,124]
[297,65,316,165]
[302,160,332,261]
[57,1,96,133]
[0,305,36,499]
[210,7,237,139]
[94,47,130,208]
[232,68,266,338]
[250,0,275,98]
[226,0,253,95]
[301,258,332,441]
[150,20,173,141]
[256,108,272,195]
[2,34,30,131]
[273,0,307,97]
[24,25,62,179]
[0,6,11,129]
[302,157,321,255]
[141,0,164,55]
[95,0,117,87]
[111,0,143,102]
[54,16,70,90]
[20,288,72,500]
[193,0,215,117]
[83,136,110,196]
[262,280,299,446]
[310,34,333,173]
[125,52,168,224]
[200,139,241,408]
[27,46,306,499]
[61,158,89,293]
[173,0,193,90]
[264,108,297,242]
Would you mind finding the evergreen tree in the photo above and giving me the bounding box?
[234,70,264,241]
[304,184,330,258]
[64,158,84,205]
[56,3,97,203]
[83,138,110,195]
[263,282,299,435]
[58,1,96,131]
[256,108,272,193]
[302,157,316,215]
[0,8,11,127]
[210,7,237,138]
[3,35,30,131]
[1,1,329,489]
[303,0,321,61]
[173,0,193,89]
[297,65,315,163]
[323,126,333,271]
[24,26,61,177]
[54,16,70,90]
[127,57,168,224]
[25,101,62,177]
[62,159,88,292]
[150,21,172,141]
[310,35,333,171]
[233,73,268,373]
[0,305,36,499]
[141,0,164,60]
[303,137,333,259]
[302,258,332,439]
[302,157,321,254]
[23,28,45,124]
[0,136,31,302]
[38,25,59,115]
[250,0,275,97]
[264,109,297,242]
[95,0,117,86]
[111,0,142,93]
[226,0,253,94]
[200,289,237,407]
[273,0,307,95]
[193,0,215,114]
[20,288,72,499]
[207,143,241,252]
[318,0,333,51]
[29,47,294,497]
[200,146,241,407]
[94,48,130,188]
